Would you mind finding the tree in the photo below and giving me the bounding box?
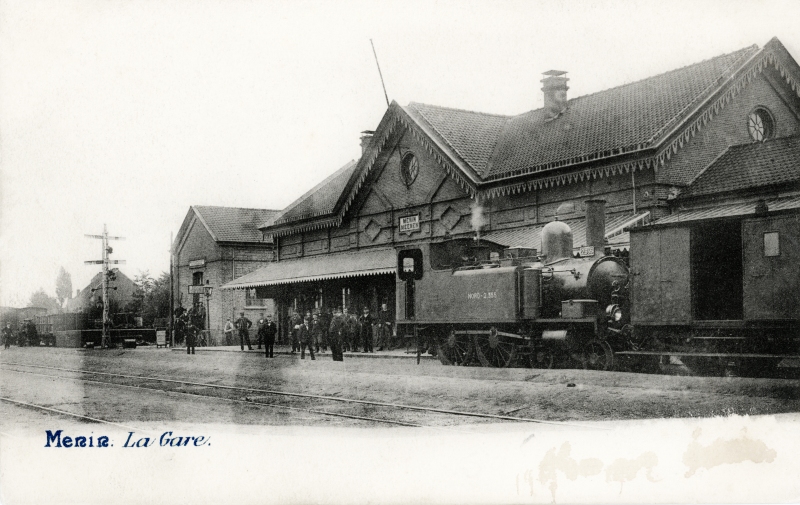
[126,271,171,327]
[28,288,61,314]
[55,267,73,308]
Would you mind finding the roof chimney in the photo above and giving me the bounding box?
[541,70,569,118]
[360,130,375,156]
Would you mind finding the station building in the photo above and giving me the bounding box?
[222,37,800,340]
[172,205,279,341]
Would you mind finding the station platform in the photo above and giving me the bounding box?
[170,344,436,361]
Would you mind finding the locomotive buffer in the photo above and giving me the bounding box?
[85,224,125,349]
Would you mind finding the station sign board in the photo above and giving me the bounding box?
[399,214,420,234]
[187,285,207,294]
[189,259,205,269]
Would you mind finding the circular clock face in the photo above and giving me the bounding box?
[400,153,419,187]
[748,109,773,142]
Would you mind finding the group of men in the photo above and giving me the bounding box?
[1,321,38,349]
[184,303,393,362]
[225,312,278,357]
[288,304,394,362]
[174,304,206,355]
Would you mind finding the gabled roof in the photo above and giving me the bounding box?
[408,45,759,181]
[269,160,358,227]
[682,135,800,198]
[265,37,800,235]
[191,206,280,243]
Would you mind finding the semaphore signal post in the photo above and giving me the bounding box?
[85,224,125,348]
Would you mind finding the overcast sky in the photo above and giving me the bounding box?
[2,0,800,306]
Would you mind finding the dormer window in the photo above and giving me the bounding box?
[747,107,774,142]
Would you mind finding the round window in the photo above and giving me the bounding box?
[400,153,419,187]
[747,108,774,142]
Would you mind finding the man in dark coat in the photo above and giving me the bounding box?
[312,313,325,353]
[343,307,359,353]
[261,314,277,358]
[359,307,374,353]
[298,317,315,360]
[376,303,393,351]
[318,309,332,352]
[3,323,13,349]
[26,320,38,347]
[184,310,196,355]
[235,311,253,351]
[328,307,346,361]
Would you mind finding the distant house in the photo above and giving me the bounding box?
[172,205,280,341]
[65,268,137,313]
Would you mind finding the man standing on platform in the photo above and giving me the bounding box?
[319,308,332,353]
[312,312,325,353]
[223,318,234,346]
[359,307,374,353]
[262,314,277,358]
[328,307,345,361]
[376,303,393,351]
[343,307,359,353]
[3,323,13,349]
[298,316,315,360]
[256,313,266,349]
[289,309,302,354]
[235,311,253,351]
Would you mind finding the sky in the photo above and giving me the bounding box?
[1,0,800,307]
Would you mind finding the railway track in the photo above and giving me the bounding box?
[1,361,600,429]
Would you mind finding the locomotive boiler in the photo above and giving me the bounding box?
[396,200,629,369]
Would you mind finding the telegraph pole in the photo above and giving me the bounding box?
[85,224,125,348]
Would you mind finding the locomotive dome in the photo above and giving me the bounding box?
[541,220,573,262]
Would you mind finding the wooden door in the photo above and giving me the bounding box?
[742,215,800,320]
[630,227,691,323]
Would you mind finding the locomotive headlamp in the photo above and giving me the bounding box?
[605,304,623,322]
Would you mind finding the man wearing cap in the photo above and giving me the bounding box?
[235,311,253,351]
[262,314,277,358]
[359,306,374,353]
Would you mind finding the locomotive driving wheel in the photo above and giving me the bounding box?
[474,327,517,368]
[582,339,615,371]
[437,330,475,366]
[526,347,555,369]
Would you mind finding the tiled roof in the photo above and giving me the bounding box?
[272,160,358,226]
[193,206,280,243]
[682,135,800,198]
[650,194,800,225]
[406,45,759,181]
[481,212,649,251]
[221,248,396,289]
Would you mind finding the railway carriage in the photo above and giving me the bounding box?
[625,198,800,375]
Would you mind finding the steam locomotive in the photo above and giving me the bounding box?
[396,199,800,374]
[396,200,629,370]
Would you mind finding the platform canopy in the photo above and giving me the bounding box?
[481,212,649,252]
[650,195,800,226]
[221,247,397,290]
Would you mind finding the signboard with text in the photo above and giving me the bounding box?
[399,214,420,234]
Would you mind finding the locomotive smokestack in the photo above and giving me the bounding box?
[585,199,606,256]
